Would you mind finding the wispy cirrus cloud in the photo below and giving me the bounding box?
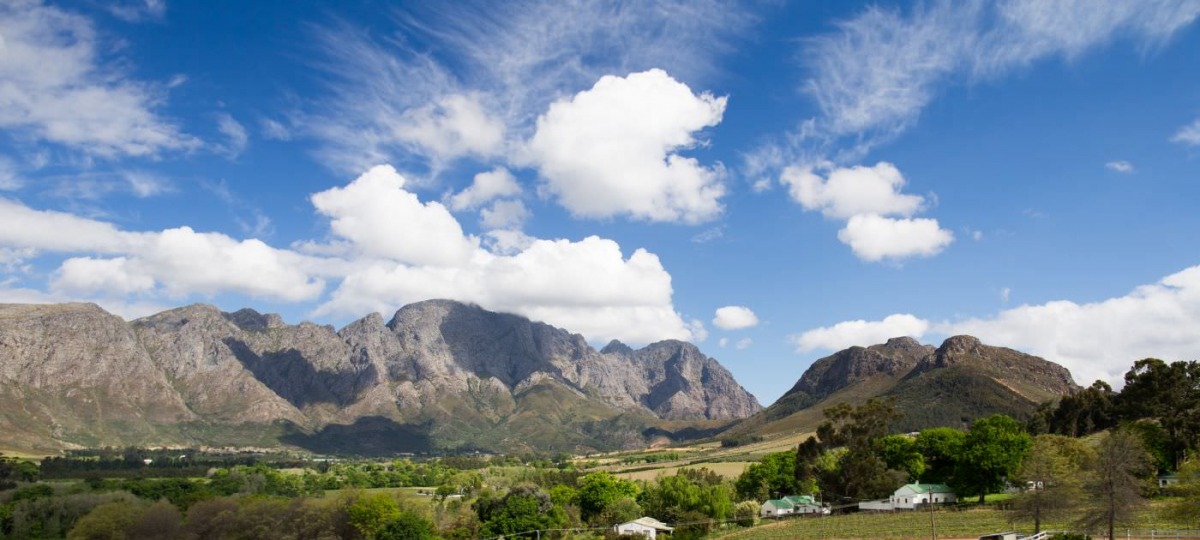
[756,0,1199,262]
[0,1,196,159]
[1105,160,1135,173]
[1173,118,1200,146]
[303,0,756,177]
[796,0,1200,155]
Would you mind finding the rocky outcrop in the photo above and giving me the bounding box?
[0,300,760,453]
[904,335,1078,402]
[0,304,194,449]
[782,336,934,406]
[729,334,1079,437]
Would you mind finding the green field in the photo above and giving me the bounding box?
[715,503,1200,540]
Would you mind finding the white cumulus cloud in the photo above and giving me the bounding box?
[781,162,953,261]
[480,200,529,230]
[0,198,325,303]
[305,1,753,174]
[791,313,930,353]
[791,263,1200,388]
[309,165,478,267]
[395,94,506,161]
[527,69,727,224]
[782,162,927,219]
[944,264,1200,386]
[837,214,955,262]
[713,306,759,330]
[316,235,692,345]
[447,167,522,211]
[0,164,699,346]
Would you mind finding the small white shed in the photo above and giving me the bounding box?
[615,517,674,539]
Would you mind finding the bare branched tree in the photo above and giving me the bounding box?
[1010,435,1090,533]
[1079,428,1153,540]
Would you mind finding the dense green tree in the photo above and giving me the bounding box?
[1033,381,1118,437]
[1126,421,1172,473]
[1167,456,1200,524]
[1009,435,1090,533]
[377,511,439,540]
[639,469,733,523]
[125,500,183,540]
[0,454,38,490]
[877,435,925,481]
[794,436,822,491]
[793,398,905,503]
[67,501,143,540]
[915,427,965,484]
[1118,359,1200,468]
[577,472,639,524]
[733,500,759,528]
[182,498,241,540]
[603,496,643,525]
[348,492,403,539]
[1080,428,1153,540]
[474,485,564,538]
[736,451,798,500]
[953,414,1032,503]
[823,399,905,501]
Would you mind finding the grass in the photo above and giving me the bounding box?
[714,501,1200,540]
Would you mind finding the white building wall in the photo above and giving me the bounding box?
[615,523,657,539]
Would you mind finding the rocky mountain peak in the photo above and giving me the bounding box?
[224,308,285,332]
[937,335,983,356]
[0,299,761,453]
[601,339,634,356]
[784,338,929,402]
[884,336,925,351]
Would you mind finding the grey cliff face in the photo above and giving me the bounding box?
[737,334,1081,437]
[0,300,760,452]
[0,304,194,448]
[911,335,1078,395]
[784,337,934,401]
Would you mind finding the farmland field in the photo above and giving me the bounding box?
[715,503,1200,540]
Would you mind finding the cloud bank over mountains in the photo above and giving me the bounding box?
[792,265,1200,388]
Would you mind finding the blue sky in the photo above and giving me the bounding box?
[2,0,1199,404]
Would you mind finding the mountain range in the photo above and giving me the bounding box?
[0,300,759,455]
[0,300,1081,455]
[725,334,1079,439]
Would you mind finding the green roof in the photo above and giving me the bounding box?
[783,495,816,505]
[763,499,794,510]
[902,483,953,494]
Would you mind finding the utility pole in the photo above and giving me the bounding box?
[929,494,937,540]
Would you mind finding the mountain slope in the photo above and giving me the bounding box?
[0,300,759,454]
[726,335,1077,438]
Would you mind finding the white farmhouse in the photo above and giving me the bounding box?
[890,482,956,509]
[760,495,827,517]
[760,498,794,517]
[614,517,673,539]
